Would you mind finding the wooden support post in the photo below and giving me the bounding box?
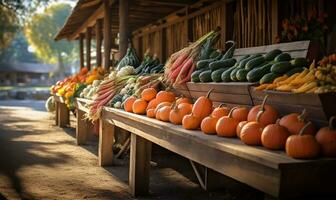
[58,102,69,127]
[271,0,278,44]
[95,19,102,67]
[55,101,59,126]
[103,0,111,70]
[220,1,227,48]
[119,0,130,58]
[86,27,92,70]
[76,109,89,145]
[99,119,115,166]
[129,133,152,197]
[79,33,84,68]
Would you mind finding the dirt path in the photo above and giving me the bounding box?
[0,101,132,200]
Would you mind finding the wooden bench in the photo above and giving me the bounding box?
[100,107,336,198]
[53,95,70,127]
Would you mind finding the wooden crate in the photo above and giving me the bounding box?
[250,87,336,127]
[53,94,70,127]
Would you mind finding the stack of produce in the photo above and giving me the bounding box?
[164,28,221,85]
[256,54,336,94]
[135,51,163,75]
[116,46,140,70]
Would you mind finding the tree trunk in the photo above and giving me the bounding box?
[57,52,65,77]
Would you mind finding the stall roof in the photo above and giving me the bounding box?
[55,0,199,41]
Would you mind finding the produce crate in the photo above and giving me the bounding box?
[173,82,255,107]
[250,87,336,127]
[53,94,70,127]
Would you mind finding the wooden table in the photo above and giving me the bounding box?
[53,95,70,127]
[101,107,336,198]
[75,98,96,145]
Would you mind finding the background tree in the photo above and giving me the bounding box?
[24,3,76,75]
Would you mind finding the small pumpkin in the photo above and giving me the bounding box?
[240,111,265,145]
[247,95,278,126]
[236,121,248,138]
[182,113,201,130]
[231,107,249,122]
[124,96,137,112]
[132,99,148,114]
[261,120,289,150]
[169,103,192,125]
[158,105,172,122]
[192,89,213,120]
[279,109,315,135]
[147,98,159,110]
[156,91,175,103]
[146,109,155,118]
[154,102,172,115]
[141,88,157,101]
[176,96,192,105]
[216,107,240,137]
[286,122,320,159]
[211,103,230,118]
[315,116,336,157]
[201,116,218,135]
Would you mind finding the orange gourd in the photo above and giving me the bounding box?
[154,102,172,115]
[211,103,230,118]
[124,96,137,112]
[182,113,201,130]
[141,88,157,101]
[192,89,213,120]
[261,120,290,150]
[147,98,159,110]
[176,97,192,105]
[216,107,240,137]
[231,107,249,122]
[169,103,192,125]
[236,121,248,138]
[146,109,155,118]
[286,122,320,159]
[247,95,278,126]
[279,109,315,135]
[156,91,175,103]
[158,106,172,122]
[240,111,265,145]
[132,99,148,114]
[315,116,336,157]
[201,116,219,135]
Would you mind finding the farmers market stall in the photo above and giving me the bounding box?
[51,0,336,198]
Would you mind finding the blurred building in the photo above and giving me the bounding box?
[0,62,56,85]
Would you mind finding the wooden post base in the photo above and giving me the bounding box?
[57,102,70,127]
[129,133,152,197]
[55,101,59,126]
[76,109,96,145]
[99,119,115,166]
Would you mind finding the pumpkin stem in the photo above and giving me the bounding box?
[218,103,227,108]
[228,107,238,118]
[275,118,280,125]
[206,89,214,98]
[259,95,269,112]
[329,116,335,130]
[256,110,263,122]
[299,121,312,136]
[171,101,177,110]
[298,109,306,122]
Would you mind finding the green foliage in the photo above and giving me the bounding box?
[0,6,18,50]
[24,3,76,69]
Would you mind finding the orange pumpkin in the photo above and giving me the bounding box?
[141,88,157,101]
[158,106,172,122]
[182,113,201,130]
[240,111,265,145]
[169,103,192,125]
[124,96,137,112]
[147,98,159,110]
[216,107,240,137]
[176,97,192,105]
[192,89,213,120]
[286,122,320,159]
[247,95,278,126]
[231,107,249,122]
[236,121,248,138]
[154,102,172,115]
[211,103,230,118]
[156,91,175,103]
[315,116,336,157]
[261,120,290,150]
[279,109,315,135]
[146,109,156,118]
[132,99,148,114]
[201,116,218,135]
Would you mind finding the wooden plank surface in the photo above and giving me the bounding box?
[58,102,70,127]
[186,82,255,94]
[99,118,115,166]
